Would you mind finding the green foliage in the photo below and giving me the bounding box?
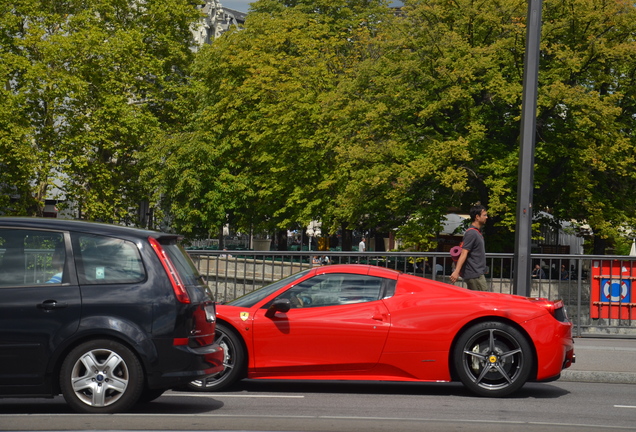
[150,0,636,248]
[4,0,636,252]
[398,0,636,248]
[394,207,445,251]
[534,0,636,245]
[152,0,399,238]
[0,71,37,214]
[1,0,200,221]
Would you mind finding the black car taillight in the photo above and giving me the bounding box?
[188,302,216,347]
[204,301,216,323]
[148,237,191,304]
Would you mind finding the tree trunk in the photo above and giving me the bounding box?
[276,230,288,251]
[593,236,606,255]
[217,226,225,250]
[341,225,353,251]
[374,232,387,252]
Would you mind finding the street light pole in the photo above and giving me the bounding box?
[514,0,543,297]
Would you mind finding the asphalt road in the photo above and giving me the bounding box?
[2,380,636,432]
[561,337,636,384]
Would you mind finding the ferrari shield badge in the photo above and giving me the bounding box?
[240,312,249,321]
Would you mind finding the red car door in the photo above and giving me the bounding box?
[251,300,390,375]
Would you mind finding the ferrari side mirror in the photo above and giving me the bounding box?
[265,298,291,318]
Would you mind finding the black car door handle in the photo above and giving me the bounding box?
[37,300,68,310]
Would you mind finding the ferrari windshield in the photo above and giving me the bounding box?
[227,269,311,308]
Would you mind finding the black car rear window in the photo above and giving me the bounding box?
[161,242,205,287]
[75,234,145,285]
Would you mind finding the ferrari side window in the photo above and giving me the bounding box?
[231,269,310,308]
[337,275,384,305]
[278,274,385,308]
[382,279,397,299]
[272,276,329,308]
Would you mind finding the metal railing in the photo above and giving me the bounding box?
[188,250,636,338]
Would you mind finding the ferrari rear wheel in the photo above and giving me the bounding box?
[187,323,245,392]
[454,321,533,397]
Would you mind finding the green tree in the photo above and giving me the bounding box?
[1,0,200,221]
[399,0,636,251]
[152,0,636,253]
[317,6,475,249]
[535,0,636,251]
[395,0,530,249]
[0,94,37,215]
[1,2,40,214]
[153,0,397,242]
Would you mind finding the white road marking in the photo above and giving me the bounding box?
[574,346,636,352]
[167,393,304,398]
[4,413,636,430]
[10,413,634,430]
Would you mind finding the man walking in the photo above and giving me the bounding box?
[450,205,488,291]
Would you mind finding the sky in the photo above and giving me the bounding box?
[220,0,404,13]
[220,0,251,12]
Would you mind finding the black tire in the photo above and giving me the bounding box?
[453,321,533,397]
[137,388,165,404]
[60,339,144,413]
[187,323,245,392]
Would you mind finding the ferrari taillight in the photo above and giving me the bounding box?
[530,298,568,322]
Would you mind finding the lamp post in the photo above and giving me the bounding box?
[306,221,321,251]
[514,0,544,297]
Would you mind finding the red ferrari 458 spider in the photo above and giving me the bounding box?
[190,264,575,397]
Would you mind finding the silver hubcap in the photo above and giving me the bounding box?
[70,348,129,407]
[191,332,233,388]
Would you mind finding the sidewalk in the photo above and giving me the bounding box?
[559,337,636,384]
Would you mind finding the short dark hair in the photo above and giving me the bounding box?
[469,204,487,222]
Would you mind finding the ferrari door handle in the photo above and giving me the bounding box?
[372,313,386,321]
[37,300,68,310]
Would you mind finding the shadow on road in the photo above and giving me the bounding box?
[205,378,570,399]
[0,380,569,415]
[0,394,224,415]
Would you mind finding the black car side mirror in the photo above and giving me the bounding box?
[265,298,291,318]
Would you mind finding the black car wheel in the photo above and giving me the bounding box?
[187,323,245,391]
[60,339,144,413]
[137,388,165,404]
[453,321,533,397]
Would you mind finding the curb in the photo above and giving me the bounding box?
[560,370,636,385]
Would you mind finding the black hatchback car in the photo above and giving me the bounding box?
[0,218,224,413]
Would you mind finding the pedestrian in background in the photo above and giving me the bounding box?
[450,204,488,291]
[358,237,366,252]
[532,264,546,279]
[560,264,570,280]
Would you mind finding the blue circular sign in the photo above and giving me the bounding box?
[601,279,630,302]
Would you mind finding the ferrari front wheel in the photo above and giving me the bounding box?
[187,323,245,391]
[453,321,533,397]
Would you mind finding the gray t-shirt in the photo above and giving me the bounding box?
[460,227,486,280]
